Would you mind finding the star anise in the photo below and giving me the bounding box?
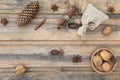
[51,4,59,12]
[1,18,8,26]
[72,55,82,63]
[107,6,115,13]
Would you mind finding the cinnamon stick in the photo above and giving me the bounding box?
[34,18,46,30]
[57,6,77,29]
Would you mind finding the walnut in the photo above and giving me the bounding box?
[16,64,26,75]
[93,55,103,66]
[102,26,112,35]
[50,48,64,56]
[100,50,112,61]
[102,62,111,72]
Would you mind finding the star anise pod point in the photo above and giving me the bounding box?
[51,4,59,12]
[1,18,8,26]
[72,55,82,63]
[107,6,115,13]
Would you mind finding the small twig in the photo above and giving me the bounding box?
[34,18,46,30]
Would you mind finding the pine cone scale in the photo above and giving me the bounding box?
[17,1,39,27]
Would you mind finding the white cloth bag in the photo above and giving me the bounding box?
[77,3,109,39]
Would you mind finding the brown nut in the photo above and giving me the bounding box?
[50,48,64,56]
[16,64,26,75]
[68,22,80,29]
[100,50,112,61]
[102,26,112,35]
[93,55,103,66]
[102,62,111,72]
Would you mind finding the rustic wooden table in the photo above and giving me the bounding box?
[0,0,120,80]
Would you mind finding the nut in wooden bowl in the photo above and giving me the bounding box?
[93,55,103,66]
[102,62,111,72]
[91,48,117,74]
[100,50,112,61]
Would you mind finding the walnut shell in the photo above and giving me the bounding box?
[16,64,26,75]
[102,62,111,72]
[93,55,103,66]
[102,26,112,35]
[100,50,112,61]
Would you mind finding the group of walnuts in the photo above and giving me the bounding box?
[92,49,117,74]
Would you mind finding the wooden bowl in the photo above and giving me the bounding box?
[91,48,117,74]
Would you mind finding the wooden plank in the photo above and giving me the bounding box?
[0,40,120,45]
[0,0,119,14]
[86,0,120,14]
[0,0,69,14]
[0,45,119,68]
[0,0,119,79]
[0,15,119,40]
[0,72,120,80]
[0,24,118,40]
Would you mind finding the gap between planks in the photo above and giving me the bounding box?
[0,40,119,45]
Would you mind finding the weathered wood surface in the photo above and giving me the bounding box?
[0,0,119,14]
[0,0,119,40]
[0,72,120,80]
[0,0,120,80]
[0,15,119,40]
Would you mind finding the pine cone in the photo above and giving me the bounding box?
[17,1,39,27]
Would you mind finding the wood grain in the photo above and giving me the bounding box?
[0,72,120,80]
[0,17,119,40]
[0,0,119,14]
[0,45,119,68]
[0,0,119,79]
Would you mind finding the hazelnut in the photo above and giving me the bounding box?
[93,55,103,66]
[50,48,64,56]
[16,64,26,75]
[68,22,81,29]
[102,26,112,35]
[102,62,111,72]
[50,49,60,55]
[100,50,112,61]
